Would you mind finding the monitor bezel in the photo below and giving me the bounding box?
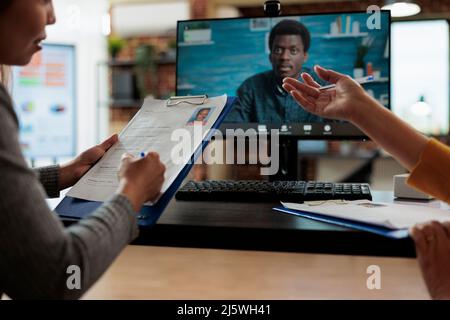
[176,10,392,140]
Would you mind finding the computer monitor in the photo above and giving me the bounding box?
[176,11,390,139]
[391,19,450,136]
[11,43,77,158]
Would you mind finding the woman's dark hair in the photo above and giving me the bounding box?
[268,20,311,53]
[0,0,13,85]
[0,0,13,12]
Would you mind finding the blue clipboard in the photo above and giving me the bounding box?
[273,206,410,239]
[56,96,236,228]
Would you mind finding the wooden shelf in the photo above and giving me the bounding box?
[110,99,142,108]
[107,57,176,67]
[322,32,369,39]
[364,77,389,84]
[178,41,215,47]
[108,60,136,67]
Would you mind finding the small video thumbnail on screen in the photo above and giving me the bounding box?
[177,12,390,125]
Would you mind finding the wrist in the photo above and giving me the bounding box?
[59,160,78,190]
[118,180,144,212]
[348,92,380,125]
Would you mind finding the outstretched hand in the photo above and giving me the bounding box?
[282,65,368,122]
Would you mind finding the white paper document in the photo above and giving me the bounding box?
[68,95,228,203]
[281,200,450,229]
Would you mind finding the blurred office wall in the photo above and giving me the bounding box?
[46,0,109,154]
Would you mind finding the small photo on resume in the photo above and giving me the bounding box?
[186,107,214,126]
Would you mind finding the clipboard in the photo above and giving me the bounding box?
[273,206,410,239]
[56,96,236,228]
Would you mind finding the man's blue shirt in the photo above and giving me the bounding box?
[225,69,326,124]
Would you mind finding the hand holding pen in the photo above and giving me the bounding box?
[118,151,166,212]
[318,75,374,91]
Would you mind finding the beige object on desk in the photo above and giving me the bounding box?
[394,173,433,200]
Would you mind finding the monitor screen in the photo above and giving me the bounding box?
[12,44,76,158]
[176,11,390,139]
[391,19,449,136]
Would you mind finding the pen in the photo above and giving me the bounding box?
[319,75,375,91]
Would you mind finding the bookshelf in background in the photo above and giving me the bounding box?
[102,35,177,136]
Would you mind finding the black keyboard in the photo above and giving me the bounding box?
[176,180,372,203]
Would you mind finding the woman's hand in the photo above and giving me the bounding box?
[59,134,119,190]
[284,65,429,170]
[282,65,370,122]
[117,152,166,212]
[410,221,450,300]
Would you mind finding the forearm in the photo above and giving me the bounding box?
[1,192,138,299]
[0,140,139,299]
[351,95,429,171]
[0,123,139,299]
[118,179,146,212]
[407,139,450,203]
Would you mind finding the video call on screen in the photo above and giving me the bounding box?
[177,12,390,130]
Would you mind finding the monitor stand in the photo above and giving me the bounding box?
[268,137,379,183]
[269,136,299,181]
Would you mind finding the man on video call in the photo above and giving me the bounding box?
[226,19,326,123]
